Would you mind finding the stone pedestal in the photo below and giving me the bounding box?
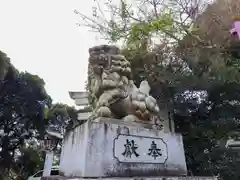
[59,118,187,178]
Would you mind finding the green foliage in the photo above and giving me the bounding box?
[126,14,174,50]
[78,0,240,178]
[19,72,50,102]
[173,83,240,179]
[47,103,78,133]
[0,51,10,81]
[171,43,240,179]
[0,53,51,173]
[0,51,79,176]
[76,0,189,46]
[15,146,44,179]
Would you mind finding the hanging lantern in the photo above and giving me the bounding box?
[40,132,61,152]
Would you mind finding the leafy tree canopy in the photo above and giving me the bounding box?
[15,145,44,180]
[0,51,51,173]
[77,0,240,179]
[47,103,78,134]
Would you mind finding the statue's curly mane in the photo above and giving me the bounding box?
[87,45,161,126]
[87,45,132,107]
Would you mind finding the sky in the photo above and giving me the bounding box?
[0,0,107,106]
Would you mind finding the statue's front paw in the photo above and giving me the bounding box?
[132,100,146,111]
[131,98,150,121]
[96,106,112,117]
[135,109,151,121]
[145,96,159,114]
[122,115,139,122]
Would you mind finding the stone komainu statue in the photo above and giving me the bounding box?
[87,45,161,125]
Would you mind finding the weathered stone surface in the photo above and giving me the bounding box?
[114,134,168,163]
[87,45,163,128]
[41,176,217,180]
[59,118,187,178]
